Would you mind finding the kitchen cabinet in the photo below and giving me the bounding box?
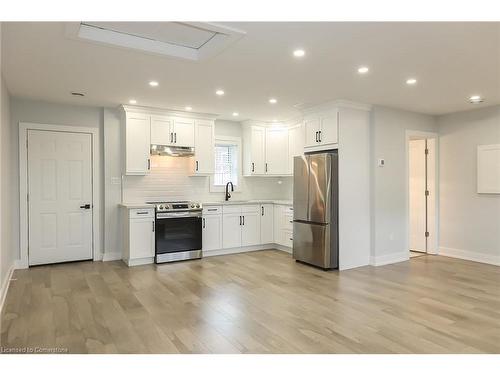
[288,123,304,174]
[150,115,172,145]
[265,127,289,175]
[303,110,339,152]
[241,211,260,246]
[124,112,151,175]
[243,123,290,176]
[260,204,274,244]
[122,208,155,265]
[193,119,215,174]
[222,213,242,248]
[151,116,194,147]
[173,117,195,147]
[202,208,222,251]
[243,125,266,175]
[273,204,293,248]
[222,205,261,248]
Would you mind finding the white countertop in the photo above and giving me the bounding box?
[202,200,292,206]
[120,200,292,209]
[119,203,155,209]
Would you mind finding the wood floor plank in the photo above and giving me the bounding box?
[1,250,499,353]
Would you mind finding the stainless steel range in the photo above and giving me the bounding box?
[146,201,203,264]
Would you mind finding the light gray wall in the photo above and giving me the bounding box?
[370,106,437,262]
[437,105,500,263]
[1,22,16,301]
[9,98,105,261]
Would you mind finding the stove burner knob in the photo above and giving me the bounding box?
[165,205,170,209]
[159,205,164,210]
[196,204,200,208]
[190,204,195,208]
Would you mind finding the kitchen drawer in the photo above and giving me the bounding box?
[283,213,293,231]
[283,230,293,248]
[129,208,154,219]
[241,204,260,213]
[223,205,242,214]
[203,206,222,215]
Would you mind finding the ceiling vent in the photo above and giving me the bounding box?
[65,22,246,61]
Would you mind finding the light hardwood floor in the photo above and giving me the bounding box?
[1,250,499,354]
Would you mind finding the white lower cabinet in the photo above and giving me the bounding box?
[273,205,293,248]
[260,204,274,244]
[122,208,155,265]
[222,213,242,248]
[202,213,222,251]
[241,211,260,246]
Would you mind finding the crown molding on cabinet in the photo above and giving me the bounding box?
[299,99,372,115]
[120,105,219,120]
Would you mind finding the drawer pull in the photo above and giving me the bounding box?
[289,238,293,241]
[136,211,149,215]
[207,208,218,211]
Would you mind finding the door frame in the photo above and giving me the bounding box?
[405,130,439,255]
[19,122,101,268]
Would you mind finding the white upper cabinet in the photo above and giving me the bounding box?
[265,127,289,175]
[303,109,339,152]
[173,117,195,147]
[304,118,320,148]
[288,123,304,174]
[150,115,173,145]
[193,119,215,174]
[124,112,151,175]
[243,125,266,175]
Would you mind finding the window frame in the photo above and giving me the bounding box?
[209,136,243,193]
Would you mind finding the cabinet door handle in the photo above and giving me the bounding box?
[203,218,205,229]
[252,162,255,173]
[242,215,245,225]
[261,206,264,216]
[196,160,199,171]
[318,130,322,142]
[315,131,318,142]
[174,132,177,143]
[239,216,242,225]
[170,132,173,143]
[265,163,268,173]
[147,159,151,170]
[152,220,155,232]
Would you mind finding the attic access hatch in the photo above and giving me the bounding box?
[65,22,246,61]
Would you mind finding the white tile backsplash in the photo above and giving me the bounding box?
[122,155,292,203]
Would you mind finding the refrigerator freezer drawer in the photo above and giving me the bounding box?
[293,221,338,269]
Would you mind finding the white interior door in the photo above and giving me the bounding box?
[28,130,93,265]
[409,139,427,253]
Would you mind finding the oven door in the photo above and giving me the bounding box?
[155,211,202,255]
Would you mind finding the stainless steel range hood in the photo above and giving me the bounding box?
[150,145,194,157]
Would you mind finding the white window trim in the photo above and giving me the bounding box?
[210,135,243,193]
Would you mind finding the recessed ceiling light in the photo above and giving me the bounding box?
[293,49,305,57]
[358,66,369,74]
[469,95,484,104]
[129,99,137,104]
[71,92,85,97]
[149,81,159,87]
[215,89,225,96]
[185,106,192,111]
[406,78,417,85]
[232,112,239,117]
[269,98,277,104]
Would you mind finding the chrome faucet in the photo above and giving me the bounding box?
[225,181,234,201]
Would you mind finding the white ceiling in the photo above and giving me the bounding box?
[2,22,499,121]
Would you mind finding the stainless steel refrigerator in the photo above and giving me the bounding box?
[293,152,338,269]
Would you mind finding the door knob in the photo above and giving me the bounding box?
[80,204,91,209]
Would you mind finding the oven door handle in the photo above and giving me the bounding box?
[156,212,202,219]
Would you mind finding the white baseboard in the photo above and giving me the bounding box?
[370,251,409,266]
[274,244,292,254]
[102,251,122,261]
[203,245,271,258]
[0,263,16,314]
[439,247,500,266]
